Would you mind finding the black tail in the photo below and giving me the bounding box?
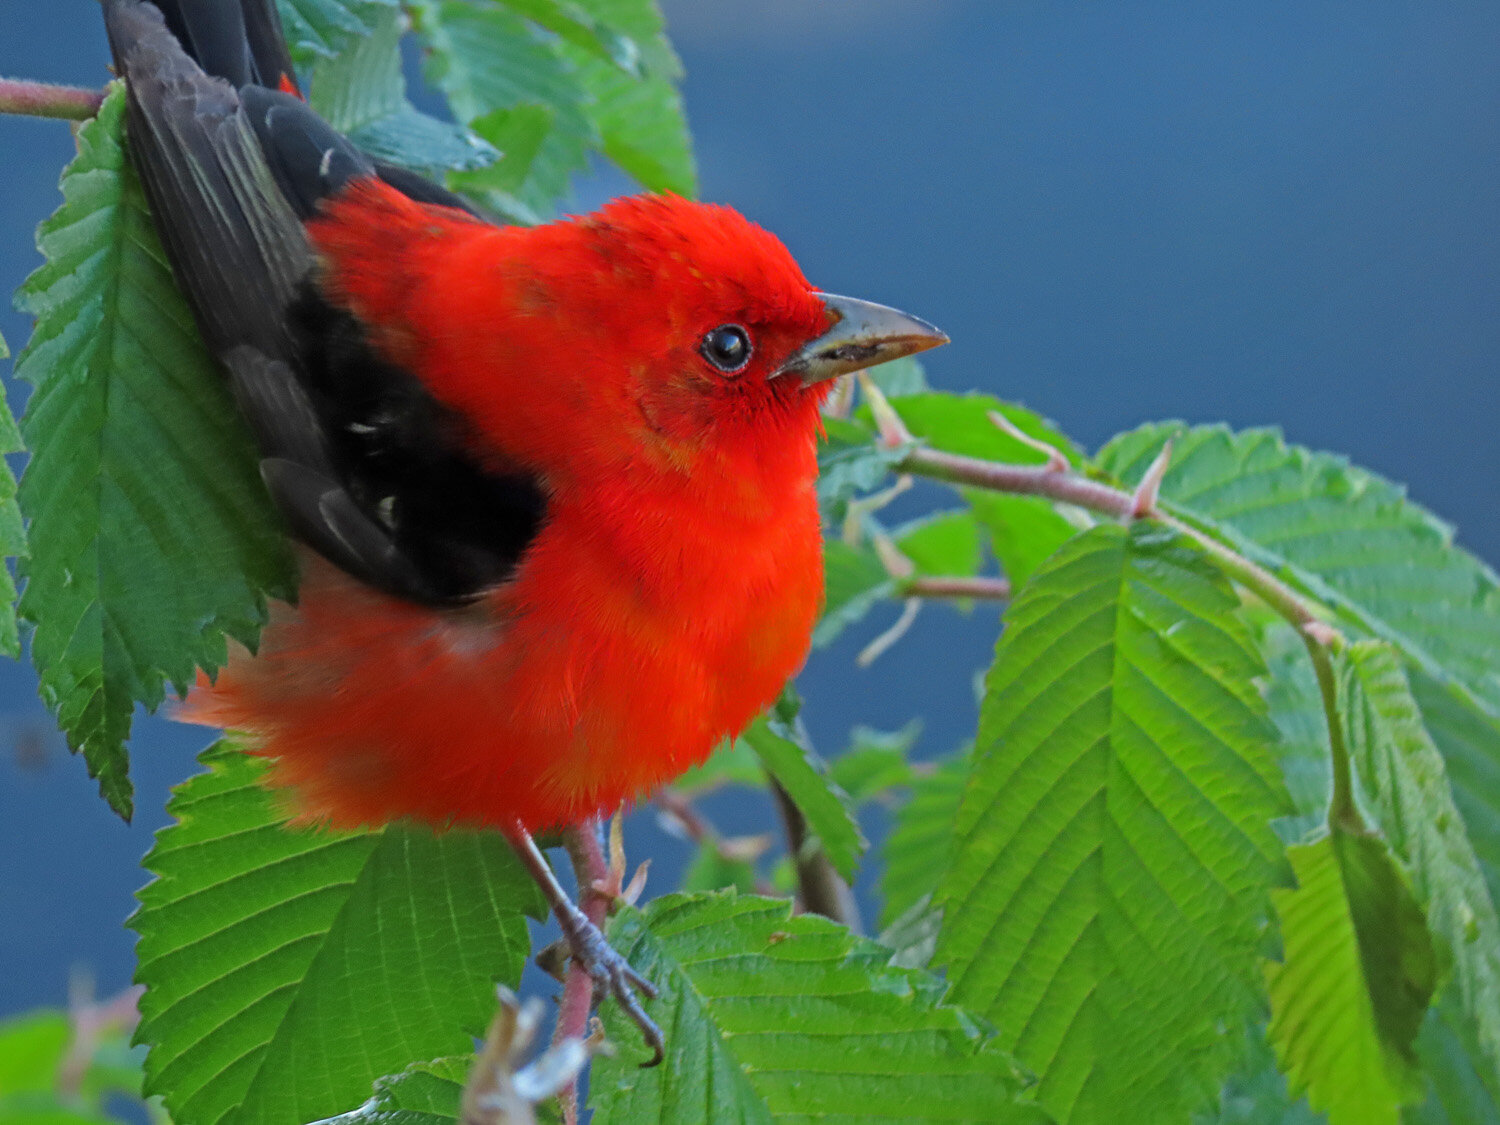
[144,0,298,94]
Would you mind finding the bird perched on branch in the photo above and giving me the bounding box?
[100,0,946,1062]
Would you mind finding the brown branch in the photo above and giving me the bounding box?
[0,78,105,121]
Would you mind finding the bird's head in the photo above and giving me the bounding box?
[511,194,948,468]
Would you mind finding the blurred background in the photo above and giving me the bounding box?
[1,0,1497,1019]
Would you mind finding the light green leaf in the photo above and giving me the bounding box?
[308,8,496,175]
[966,490,1086,587]
[879,748,968,929]
[590,892,1051,1122]
[1256,620,1334,844]
[896,510,983,579]
[879,894,942,971]
[1340,641,1500,1085]
[679,841,760,895]
[1266,831,1435,1125]
[456,105,554,201]
[131,743,543,1125]
[937,522,1291,1124]
[740,694,865,883]
[0,1012,69,1095]
[865,355,930,398]
[409,0,598,213]
[275,0,396,66]
[559,0,695,195]
[13,87,292,819]
[883,393,1083,467]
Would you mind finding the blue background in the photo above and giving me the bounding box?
[0,0,1497,1016]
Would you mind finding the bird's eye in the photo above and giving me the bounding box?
[699,324,752,374]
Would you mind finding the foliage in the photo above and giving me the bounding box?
[4,3,1500,1124]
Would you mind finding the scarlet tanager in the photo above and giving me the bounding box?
[101,0,947,1058]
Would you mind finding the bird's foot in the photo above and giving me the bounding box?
[555,900,663,1067]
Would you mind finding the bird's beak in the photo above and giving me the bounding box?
[773,293,949,387]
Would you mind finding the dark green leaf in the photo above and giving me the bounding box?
[591,892,1051,1122]
[496,0,646,75]
[966,490,1085,587]
[308,8,496,175]
[131,744,543,1125]
[938,523,1291,1125]
[741,699,865,883]
[13,87,293,818]
[311,1057,471,1125]
[455,105,554,199]
[1340,642,1500,1084]
[1408,990,1500,1124]
[1195,1024,1324,1125]
[1265,831,1435,1124]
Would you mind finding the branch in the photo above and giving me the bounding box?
[896,444,1323,630]
[769,778,861,931]
[0,78,105,121]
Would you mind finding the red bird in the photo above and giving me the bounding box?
[102,0,946,1058]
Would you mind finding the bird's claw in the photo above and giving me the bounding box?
[562,908,664,1067]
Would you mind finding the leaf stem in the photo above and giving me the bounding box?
[0,77,105,121]
[901,575,1011,601]
[1305,635,1366,833]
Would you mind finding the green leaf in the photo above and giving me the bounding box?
[966,490,1085,588]
[815,418,914,524]
[1407,989,1500,1125]
[879,748,968,929]
[1196,1023,1324,1125]
[0,1012,69,1094]
[131,743,543,1125]
[13,87,293,819]
[409,0,597,213]
[590,892,1051,1122]
[937,522,1291,1125]
[558,0,696,195]
[496,0,646,75]
[1257,620,1334,843]
[275,0,397,66]
[814,539,893,648]
[741,695,865,883]
[1340,641,1500,1084]
[679,841,760,895]
[311,1058,471,1125]
[457,105,554,200]
[866,355,930,398]
[828,721,920,804]
[884,393,1083,467]
[1408,671,1500,922]
[670,735,764,795]
[309,10,497,175]
[879,894,942,971]
[896,510,983,579]
[1095,424,1500,721]
[1266,831,1435,1125]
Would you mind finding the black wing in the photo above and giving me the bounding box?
[102,0,544,605]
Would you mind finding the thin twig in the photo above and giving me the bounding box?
[656,789,777,895]
[769,778,861,931]
[0,77,105,121]
[903,575,1011,601]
